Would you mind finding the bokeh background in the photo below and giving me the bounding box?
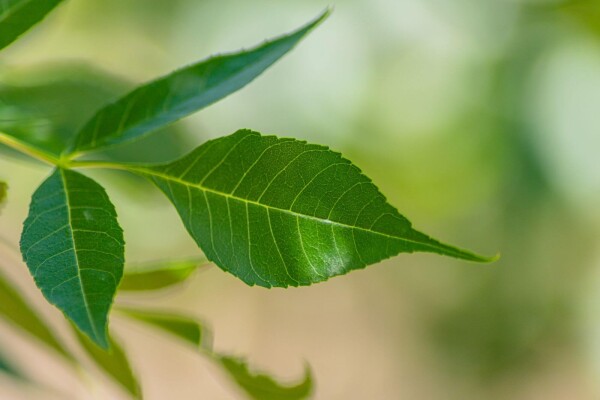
[1,0,600,399]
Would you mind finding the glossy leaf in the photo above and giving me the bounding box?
[119,308,206,349]
[219,356,312,400]
[20,169,124,348]
[124,130,494,288]
[0,0,64,51]
[0,268,70,359]
[119,258,205,292]
[75,328,141,399]
[68,10,330,155]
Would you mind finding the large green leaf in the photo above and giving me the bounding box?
[119,258,205,292]
[20,169,124,348]
[0,268,70,359]
[219,356,312,400]
[67,10,330,155]
[0,0,64,51]
[119,130,494,288]
[75,328,141,399]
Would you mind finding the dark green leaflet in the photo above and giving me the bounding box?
[219,356,312,400]
[20,169,124,348]
[0,0,64,51]
[68,10,329,155]
[0,268,71,359]
[127,130,493,288]
[75,328,141,399]
[119,258,205,292]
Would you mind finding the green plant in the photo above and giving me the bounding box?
[0,2,495,398]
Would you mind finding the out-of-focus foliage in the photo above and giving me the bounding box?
[0,268,70,359]
[219,356,312,400]
[119,259,206,292]
[1,0,599,399]
[75,328,141,399]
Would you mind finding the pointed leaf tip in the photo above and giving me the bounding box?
[117,129,493,288]
[68,10,330,155]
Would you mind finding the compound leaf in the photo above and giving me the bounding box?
[0,0,64,51]
[68,10,330,155]
[124,130,494,288]
[0,268,71,359]
[75,328,141,399]
[120,258,206,292]
[20,168,124,348]
[219,356,312,400]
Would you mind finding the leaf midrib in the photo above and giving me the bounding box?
[59,169,100,342]
[125,166,476,260]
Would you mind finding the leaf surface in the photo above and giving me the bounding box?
[124,130,494,288]
[119,258,205,292]
[0,0,64,51]
[68,10,329,155]
[219,356,312,400]
[75,329,141,399]
[0,268,70,359]
[20,169,124,348]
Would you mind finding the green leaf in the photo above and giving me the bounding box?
[0,63,193,160]
[118,308,206,349]
[118,307,310,400]
[122,130,494,288]
[67,10,330,155]
[74,328,141,399]
[219,356,312,400]
[0,268,71,359]
[0,0,64,51]
[0,181,6,208]
[20,168,125,348]
[120,258,205,292]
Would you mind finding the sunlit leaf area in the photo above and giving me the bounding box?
[0,0,599,399]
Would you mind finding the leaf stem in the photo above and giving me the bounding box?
[0,131,61,166]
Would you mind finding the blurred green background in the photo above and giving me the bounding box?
[1,0,599,399]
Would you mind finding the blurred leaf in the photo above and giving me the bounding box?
[118,308,206,349]
[21,169,124,349]
[74,328,141,399]
[120,307,311,400]
[219,356,313,400]
[0,63,192,161]
[120,258,206,292]
[68,10,331,155]
[0,181,6,208]
[0,348,25,381]
[0,268,70,359]
[0,0,64,51]
[123,130,493,288]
